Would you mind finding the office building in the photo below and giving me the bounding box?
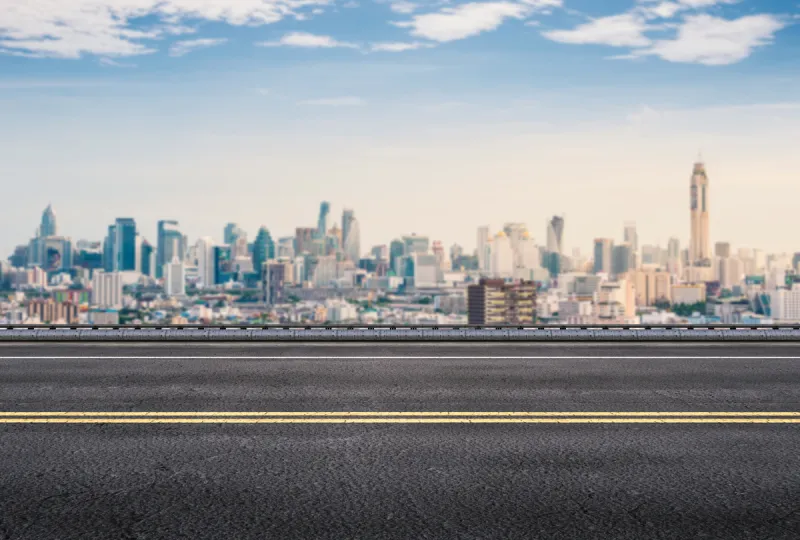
[91,270,122,309]
[39,204,57,237]
[156,220,184,278]
[402,234,429,255]
[546,216,564,254]
[263,262,286,305]
[612,243,633,277]
[194,237,216,288]
[342,210,361,262]
[253,227,275,274]
[26,299,79,324]
[467,278,536,325]
[593,238,614,274]
[317,201,330,239]
[412,252,439,288]
[628,268,672,307]
[113,218,137,271]
[490,231,514,278]
[163,257,185,297]
[690,160,711,264]
[295,227,316,255]
[623,222,638,253]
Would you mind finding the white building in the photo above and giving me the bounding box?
[476,226,490,273]
[91,270,122,309]
[195,237,216,288]
[413,253,439,288]
[770,284,800,322]
[490,231,513,278]
[163,257,185,297]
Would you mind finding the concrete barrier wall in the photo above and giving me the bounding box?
[1,328,800,341]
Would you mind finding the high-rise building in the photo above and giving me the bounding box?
[402,234,429,255]
[612,243,633,276]
[40,204,57,237]
[295,227,315,255]
[714,242,731,259]
[490,231,514,278]
[263,262,286,305]
[91,270,122,309]
[139,239,154,277]
[213,245,233,285]
[253,227,275,273]
[623,222,638,253]
[103,224,116,272]
[467,278,536,325]
[113,218,137,271]
[156,220,183,279]
[476,226,490,273]
[317,201,330,239]
[593,238,614,274]
[690,160,711,264]
[195,237,216,288]
[389,239,404,275]
[628,268,672,307]
[224,223,245,245]
[163,257,185,297]
[341,209,361,262]
[546,216,564,254]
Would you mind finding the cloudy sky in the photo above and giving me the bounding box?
[1,0,799,257]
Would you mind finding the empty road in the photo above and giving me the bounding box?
[1,342,798,539]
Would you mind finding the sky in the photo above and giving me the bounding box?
[1,0,799,257]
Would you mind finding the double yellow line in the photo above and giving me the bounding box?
[1,411,799,424]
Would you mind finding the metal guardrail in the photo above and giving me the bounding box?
[1,324,800,341]
[2,324,800,330]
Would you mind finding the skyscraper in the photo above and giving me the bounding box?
[317,201,330,239]
[341,209,361,262]
[690,160,710,264]
[253,227,275,275]
[623,222,638,253]
[546,216,564,255]
[113,218,137,271]
[40,204,57,237]
[593,238,614,274]
[224,223,243,245]
[156,220,183,279]
[476,226,490,273]
[195,237,216,288]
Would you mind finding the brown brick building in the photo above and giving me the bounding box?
[467,279,537,325]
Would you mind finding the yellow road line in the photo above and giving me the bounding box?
[0,411,798,417]
[0,418,799,424]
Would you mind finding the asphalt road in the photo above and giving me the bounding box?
[1,342,798,539]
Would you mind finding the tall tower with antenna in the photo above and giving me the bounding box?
[689,157,710,265]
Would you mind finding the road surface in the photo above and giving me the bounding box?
[1,342,798,539]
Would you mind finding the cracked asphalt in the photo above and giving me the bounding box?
[1,342,799,539]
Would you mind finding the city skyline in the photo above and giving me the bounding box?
[4,157,793,265]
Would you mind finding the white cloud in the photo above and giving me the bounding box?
[169,38,227,57]
[390,1,418,14]
[642,2,683,19]
[297,96,364,106]
[370,41,432,52]
[394,2,528,42]
[0,0,328,58]
[98,57,137,67]
[635,14,787,65]
[542,13,653,47]
[257,32,358,48]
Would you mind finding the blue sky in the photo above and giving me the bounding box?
[1,0,799,256]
